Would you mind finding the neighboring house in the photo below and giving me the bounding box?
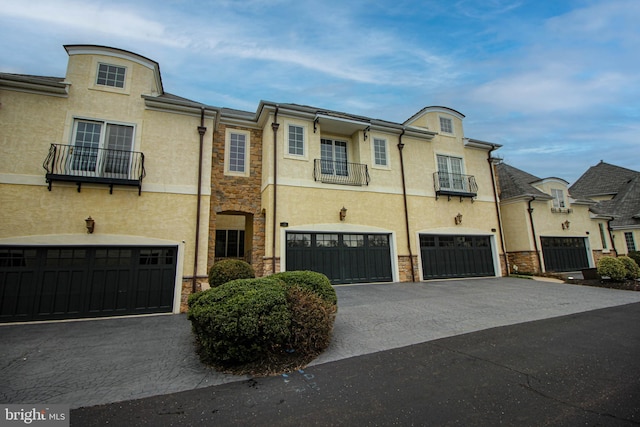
[495,162,610,274]
[0,45,215,323]
[569,161,640,256]
[210,103,507,284]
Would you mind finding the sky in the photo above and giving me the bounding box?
[1,0,638,184]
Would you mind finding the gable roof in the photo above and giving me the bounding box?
[569,161,639,198]
[495,162,552,201]
[571,161,640,229]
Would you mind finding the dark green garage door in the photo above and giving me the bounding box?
[420,234,495,279]
[541,237,589,272]
[0,246,176,323]
[286,232,393,284]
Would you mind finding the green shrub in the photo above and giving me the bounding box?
[208,259,255,288]
[618,256,640,280]
[188,277,290,364]
[628,251,640,269]
[597,257,626,282]
[271,270,337,306]
[286,286,336,355]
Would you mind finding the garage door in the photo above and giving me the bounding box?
[286,232,392,284]
[420,234,495,279]
[0,246,177,323]
[540,237,589,272]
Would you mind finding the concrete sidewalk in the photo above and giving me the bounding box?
[2,277,640,409]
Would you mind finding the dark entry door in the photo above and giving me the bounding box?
[286,232,393,284]
[0,246,176,323]
[420,234,495,279]
[540,237,589,272]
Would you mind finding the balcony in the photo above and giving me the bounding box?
[313,159,370,186]
[434,171,478,200]
[43,144,146,195]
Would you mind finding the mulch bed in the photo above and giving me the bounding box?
[565,277,640,291]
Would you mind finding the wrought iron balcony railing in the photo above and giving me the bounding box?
[313,159,370,186]
[433,171,478,200]
[43,144,146,195]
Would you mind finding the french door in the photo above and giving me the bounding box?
[321,139,348,176]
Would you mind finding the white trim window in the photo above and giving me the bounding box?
[439,116,453,134]
[321,139,348,176]
[372,138,388,168]
[287,124,305,157]
[96,63,126,88]
[625,232,636,252]
[70,119,134,178]
[551,189,566,208]
[599,223,608,249]
[225,129,250,177]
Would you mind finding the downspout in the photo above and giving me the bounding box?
[488,148,509,275]
[193,107,207,293]
[397,128,415,282]
[527,197,543,273]
[607,218,618,255]
[271,106,280,274]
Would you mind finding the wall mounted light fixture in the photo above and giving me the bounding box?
[340,206,347,221]
[85,216,95,234]
[455,213,463,225]
[562,220,570,230]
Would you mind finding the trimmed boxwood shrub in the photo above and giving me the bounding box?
[629,251,640,269]
[188,277,290,364]
[208,259,255,288]
[286,285,335,355]
[619,256,640,280]
[271,270,337,306]
[597,257,626,282]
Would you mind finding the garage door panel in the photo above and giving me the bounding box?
[421,234,495,279]
[541,237,589,272]
[286,232,392,284]
[0,246,177,322]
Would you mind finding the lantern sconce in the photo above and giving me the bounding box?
[562,220,570,230]
[340,206,347,221]
[85,216,95,234]
[454,213,463,225]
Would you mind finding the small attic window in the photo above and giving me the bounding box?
[439,116,453,134]
[96,63,126,88]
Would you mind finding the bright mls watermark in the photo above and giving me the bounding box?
[1,405,69,426]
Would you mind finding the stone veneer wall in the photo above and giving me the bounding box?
[507,251,541,275]
[592,249,617,266]
[208,123,266,276]
[397,255,419,282]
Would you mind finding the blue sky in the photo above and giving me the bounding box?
[1,0,638,184]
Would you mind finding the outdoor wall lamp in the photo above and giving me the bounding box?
[455,213,463,225]
[562,220,570,230]
[85,216,95,234]
[340,206,347,221]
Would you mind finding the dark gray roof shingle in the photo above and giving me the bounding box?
[495,163,552,201]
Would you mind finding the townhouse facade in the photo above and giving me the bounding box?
[1,44,507,323]
[496,162,611,274]
[0,45,214,322]
[211,103,506,284]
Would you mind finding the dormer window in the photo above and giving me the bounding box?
[551,188,565,208]
[439,117,453,134]
[97,63,126,88]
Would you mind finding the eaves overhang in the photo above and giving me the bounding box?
[314,113,370,136]
[0,73,69,97]
[464,138,502,150]
[142,94,217,118]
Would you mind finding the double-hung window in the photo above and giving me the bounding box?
[439,117,453,134]
[373,138,388,167]
[96,63,126,88]
[437,155,464,191]
[225,129,250,176]
[70,119,134,178]
[321,139,348,176]
[625,232,636,252]
[288,125,304,156]
[551,189,566,208]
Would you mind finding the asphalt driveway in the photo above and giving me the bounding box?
[2,277,640,409]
